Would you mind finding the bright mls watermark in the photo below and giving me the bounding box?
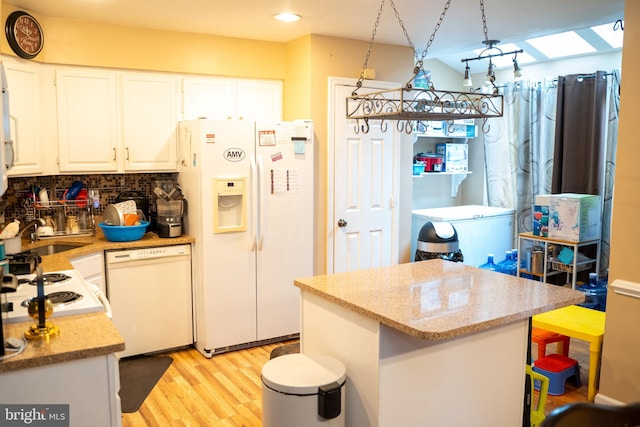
[0,405,69,426]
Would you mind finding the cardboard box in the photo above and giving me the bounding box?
[533,205,549,237]
[533,195,551,237]
[419,121,446,137]
[435,143,468,172]
[447,123,478,138]
[549,193,602,242]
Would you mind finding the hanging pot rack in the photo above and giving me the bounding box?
[346,0,504,134]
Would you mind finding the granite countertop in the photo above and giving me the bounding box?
[21,225,195,271]
[0,312,125,373]
[294,259,585,340]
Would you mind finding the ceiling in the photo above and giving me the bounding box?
[4,0,625,73]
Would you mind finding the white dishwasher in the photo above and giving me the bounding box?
[105,244,193,358]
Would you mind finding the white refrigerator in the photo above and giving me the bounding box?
[178,119,314,357]
[411,205,516,268]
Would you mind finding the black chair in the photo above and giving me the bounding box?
[540,402,640,427]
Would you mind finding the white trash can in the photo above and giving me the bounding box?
[261,353,346,427]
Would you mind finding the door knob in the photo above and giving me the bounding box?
[338,219,347,228]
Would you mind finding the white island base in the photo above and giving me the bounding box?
[301,292,529,427]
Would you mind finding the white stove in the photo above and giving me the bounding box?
[1,269,106,324]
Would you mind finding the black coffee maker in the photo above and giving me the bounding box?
[415,221,464,263]
[149,179,188,238]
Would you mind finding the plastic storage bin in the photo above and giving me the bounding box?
[261,353,346,427]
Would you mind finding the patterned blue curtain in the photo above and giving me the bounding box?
[599,70,620,276]
[483,79,557,234]
[483,71,620,277]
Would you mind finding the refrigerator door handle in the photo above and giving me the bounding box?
[257,154,266,251]
[250,155,258,251]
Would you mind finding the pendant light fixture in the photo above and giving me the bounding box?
[346,0,504,134]
[462,61,473,87]
[460,1,525,91]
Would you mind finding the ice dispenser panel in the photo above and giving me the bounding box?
[213,177,247,233]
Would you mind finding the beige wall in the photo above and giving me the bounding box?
[0,3,416,275]
[1,5,286,79]
[307,35,413,272]
[609,2,638,284]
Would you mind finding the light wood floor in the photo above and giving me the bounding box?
[122,338,590,426]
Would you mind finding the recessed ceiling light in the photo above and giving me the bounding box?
[527,31,596,59]
[274,13,301,22]
[591,22,624,48]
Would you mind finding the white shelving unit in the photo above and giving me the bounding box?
[413,120,477,197]
[517,232,600,289]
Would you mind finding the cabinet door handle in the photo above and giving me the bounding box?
[126,147,130,160]
[338,219,347,228]
[112,148,116,161]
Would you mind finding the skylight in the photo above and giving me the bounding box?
[527,31,597,59]
[591,22,624,48]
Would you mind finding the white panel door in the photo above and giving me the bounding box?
[332,83,398,273]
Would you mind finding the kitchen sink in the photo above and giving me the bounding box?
[29,243,86,256]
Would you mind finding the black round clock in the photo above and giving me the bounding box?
[5,11,44,59]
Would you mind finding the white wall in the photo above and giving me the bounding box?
[410,51,622,212]
[398,51,621,263]
[407,59,488,211]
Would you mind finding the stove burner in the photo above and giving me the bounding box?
[21,291,83,308]
[47,291,83,306]
[7,251,38,263]
[27,273,71,286]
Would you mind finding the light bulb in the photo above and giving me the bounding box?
[513,57,523,79]
[462,62,473,87]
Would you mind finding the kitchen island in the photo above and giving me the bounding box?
[0,312,125,426]
[294,259,584,427]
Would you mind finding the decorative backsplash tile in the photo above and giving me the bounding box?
[2,173,177,223]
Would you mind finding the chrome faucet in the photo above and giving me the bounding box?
[18,218,46,241]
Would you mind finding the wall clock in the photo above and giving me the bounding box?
[5,11,44,59]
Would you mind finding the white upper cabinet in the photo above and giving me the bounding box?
[3,56,47,176]
[120,72,179,171]
[55,67,119,173]
[236,79,282,122]
[56,68,180,173]
[182,76,282,121]
[182,77,235,120]
[4,59,282,176]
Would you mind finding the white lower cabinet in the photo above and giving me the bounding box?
[0,354,122,427]
[70,251,105,294]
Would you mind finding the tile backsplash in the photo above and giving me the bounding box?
[2,173,177,224]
